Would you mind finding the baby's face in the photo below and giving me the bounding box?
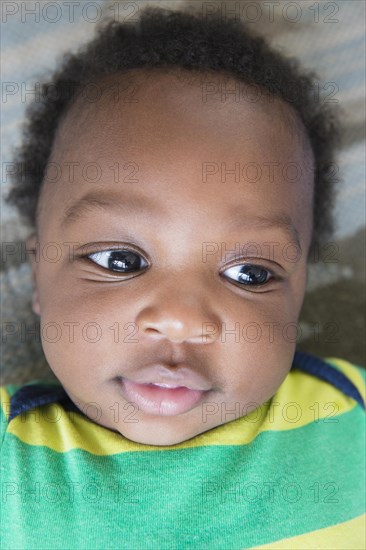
[28,69,314,445]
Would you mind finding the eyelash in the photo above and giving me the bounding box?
[83,247,278,290]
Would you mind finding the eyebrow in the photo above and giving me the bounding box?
[61,192,162,228]
[61,192,302,252]
[226,212,302,253]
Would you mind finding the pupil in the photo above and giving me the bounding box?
[108,251,140,272]
[238,265,267,284]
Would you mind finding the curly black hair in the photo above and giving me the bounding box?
[5,5,340,257]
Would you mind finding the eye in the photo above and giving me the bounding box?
[222,264,272,286]
[88,249,148,273]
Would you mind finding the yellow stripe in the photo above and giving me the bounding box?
[0,386,10,418]
[4,363,361,454]
[326,357,366,404]
[254,513,366,549]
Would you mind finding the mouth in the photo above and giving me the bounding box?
[116,378,211,416]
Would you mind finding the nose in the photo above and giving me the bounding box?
[136,283,221,344]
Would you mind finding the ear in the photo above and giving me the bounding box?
[26,233,41,316]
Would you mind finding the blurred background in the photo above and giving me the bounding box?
[1,0,365,383]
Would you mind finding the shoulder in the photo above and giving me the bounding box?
[0,381,139,456]
[291,351,365,412]
[0,381,78,447]
[1,380,71,421]
[325,356,366,398]
[259,352,366,435]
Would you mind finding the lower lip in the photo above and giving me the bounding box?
[117,379,208,416]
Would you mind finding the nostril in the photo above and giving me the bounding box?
[144,328,161,336]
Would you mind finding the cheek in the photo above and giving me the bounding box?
[37,281,139,382]
[221,282,304,349]
[217,291,303,403]
[222,346,294,416]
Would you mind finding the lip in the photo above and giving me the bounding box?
[128,363,212,390]
[116,378,211,416]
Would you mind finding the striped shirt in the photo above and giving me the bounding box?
[1,352,365,549]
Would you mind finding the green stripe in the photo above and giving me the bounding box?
[2,406,365,549]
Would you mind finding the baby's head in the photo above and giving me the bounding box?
[6,7,340,445]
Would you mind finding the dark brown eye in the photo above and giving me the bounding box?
[88,250,148,273]
[223,264,271,286]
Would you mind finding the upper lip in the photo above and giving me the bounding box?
[121,363,212,391]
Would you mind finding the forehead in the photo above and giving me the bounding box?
[38,68,314,241]
[53,67,310,158]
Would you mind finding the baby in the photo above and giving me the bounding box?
[1,6,365,549]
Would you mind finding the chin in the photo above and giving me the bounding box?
[118,422,204,447]
[120,431,185,447]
